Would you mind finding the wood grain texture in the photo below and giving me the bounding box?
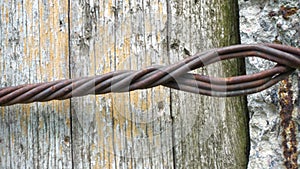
[0,0,248,168]
[0,0,71,168]
[169,0,249,168]
[69,0,174,168]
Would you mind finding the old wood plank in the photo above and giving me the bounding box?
[169,0,249,168]
[69,0,99,168]
[112,0,173,168]
[0,0,72,168]
[68,0,128,168]
[70,0,174,168]
[94,0,119,168]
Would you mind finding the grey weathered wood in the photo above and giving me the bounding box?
[69,0,174,168]
[111,0,174,168]
[0,0,72,168]
[169,0,249,168]
[0,0,248,168]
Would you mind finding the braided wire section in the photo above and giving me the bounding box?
[1,43,300,106]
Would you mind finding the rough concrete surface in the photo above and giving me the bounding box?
[239,0,300,168]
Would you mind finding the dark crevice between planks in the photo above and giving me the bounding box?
[67,0,74,168]
[166,0,177,168]
[113,0,118,168]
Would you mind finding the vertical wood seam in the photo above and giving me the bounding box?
[37,0,41,167]
[113,1,117,168]
[166,0,177,168]
[67,0,74,168]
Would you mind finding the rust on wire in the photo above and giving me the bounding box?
[0,43,300,106]
[279,78,298,169]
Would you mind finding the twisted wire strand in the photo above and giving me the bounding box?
[0,43,299,106]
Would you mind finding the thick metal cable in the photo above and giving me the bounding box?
[0,43,299,106]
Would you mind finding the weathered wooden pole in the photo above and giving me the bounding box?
[0,0,249,168]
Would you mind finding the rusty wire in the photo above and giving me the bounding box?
[0,43,299,106]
